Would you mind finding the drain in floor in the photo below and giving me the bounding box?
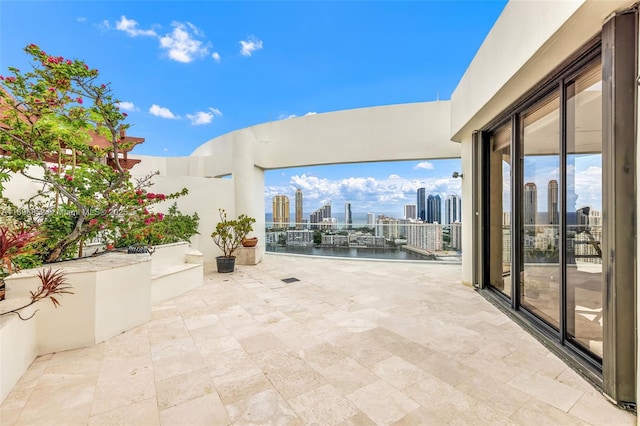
[281,277,300,283]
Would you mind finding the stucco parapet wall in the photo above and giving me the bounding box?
[450,0,635,141]
[190,101,460,178]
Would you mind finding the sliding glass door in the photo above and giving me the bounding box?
[520,92,561,330]
[565,62,603,359]
[485,59,603,363]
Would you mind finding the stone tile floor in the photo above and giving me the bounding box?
[0,254,635,425]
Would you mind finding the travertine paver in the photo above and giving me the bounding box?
[0,254,636,425]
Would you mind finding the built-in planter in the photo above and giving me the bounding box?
[150,242,203,303]
[0,241,204,404]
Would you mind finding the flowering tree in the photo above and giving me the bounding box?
[0,44,186,262]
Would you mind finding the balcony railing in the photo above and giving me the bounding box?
[517,224,602,264]
[264,221,462,262]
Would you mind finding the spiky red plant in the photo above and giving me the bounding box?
[1,267,72,320]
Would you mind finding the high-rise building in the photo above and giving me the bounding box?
[310,202,331,228]
[406,222,442,252]
[445,195,462,224]
[376,216,400,240]
[345,202,352,229]
[417,188,426,221]
[295,189,303,229]
[450,222,462,250]
[524,182,537,225]
[427,194,442,224]
[548,180,559,225]
[367,213,375,228]
[404,204,417,220]
[272,195,290,228]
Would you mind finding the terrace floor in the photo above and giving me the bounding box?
[0,254,635,425]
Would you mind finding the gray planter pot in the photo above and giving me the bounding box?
[216,256,236,273]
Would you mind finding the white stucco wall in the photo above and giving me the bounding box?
[131,156,235,261]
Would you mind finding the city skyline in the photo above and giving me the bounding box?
[265,158,463,218]
[269,187,462,226]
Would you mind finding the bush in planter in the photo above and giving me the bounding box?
[210,209,255,273]
[0,44,188,262]
[115,202,200,247]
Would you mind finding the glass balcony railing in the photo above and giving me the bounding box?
[519,224,602,264]
[264,221,462,262]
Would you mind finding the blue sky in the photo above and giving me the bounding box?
[0,0,508,217]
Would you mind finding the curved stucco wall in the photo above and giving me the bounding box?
[192,101,460,176]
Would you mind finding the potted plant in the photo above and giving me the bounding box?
[211,209,256,273]
[242,236,259,247]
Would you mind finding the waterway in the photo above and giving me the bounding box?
[265,244,460,262]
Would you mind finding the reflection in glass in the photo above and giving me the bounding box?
[488,124,512,298]
[566,62,603,359]
[520,92,560,329]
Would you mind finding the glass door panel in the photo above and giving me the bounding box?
[565,62,603,359]
[488,124,512,298]
[520,92,560,329]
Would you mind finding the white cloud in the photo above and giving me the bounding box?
[149,104,178,119]
[239,36,263,57]
[117,101,138,112]
[414,161,434,170]
[574,165,602,210]
[212,52,221,62]
[186,107,222,125]
[278,113,297,120]
[115,16,157,37]
[275,172,462,215]
[159,22,209,63]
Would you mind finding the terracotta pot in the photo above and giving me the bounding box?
[242,237,258,247]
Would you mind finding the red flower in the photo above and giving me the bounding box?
[107,244,114,250]
[64,174,73,181]
[135,189,143,196]
[146,193,156,200]
[76,97,83,104]
[157,213,164,221]
[89,219,98,227]
[84,64,89,70]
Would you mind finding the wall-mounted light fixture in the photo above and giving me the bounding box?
[452,172,463,179]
